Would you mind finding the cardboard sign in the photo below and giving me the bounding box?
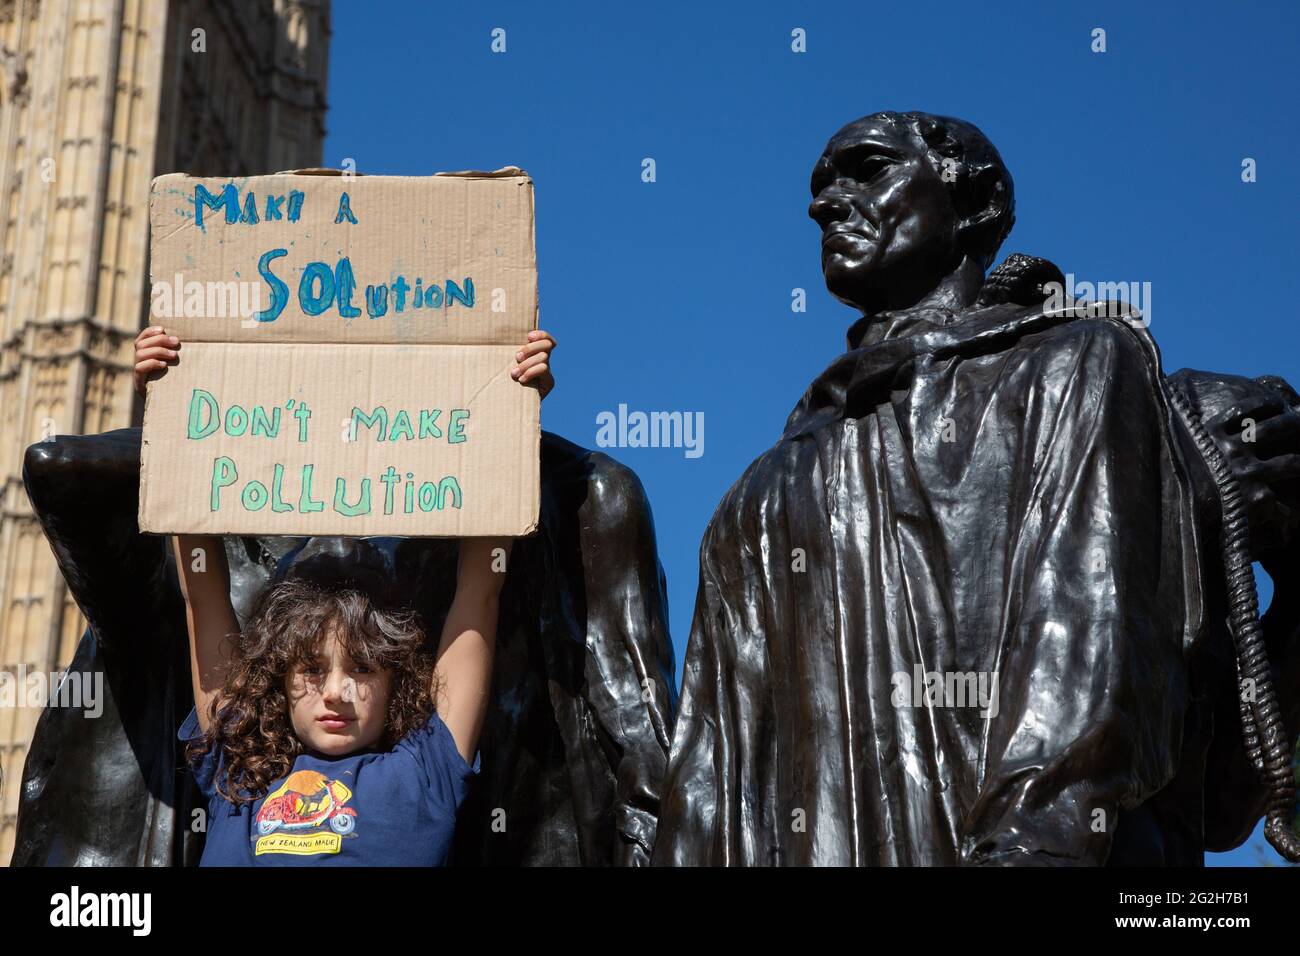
[139,169,540,537]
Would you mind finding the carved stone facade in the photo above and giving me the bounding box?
[0,0,329,864]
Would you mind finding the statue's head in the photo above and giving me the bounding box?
[809,112,1015,313]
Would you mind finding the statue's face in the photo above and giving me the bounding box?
[809,118,963,312]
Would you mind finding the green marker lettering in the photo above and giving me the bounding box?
[188,390,220,439]
[241,480,268,511]
[270,463,293,512]
[210,457,237,510]
[352,406,388,440]
[448,409,469,444]
[438,476,463,509]
[387,410,415,442]
[418,409,443,439]
[379,466,401,514]
[334,477,371,515]
[298,464,324,513]
[251,405,281,438]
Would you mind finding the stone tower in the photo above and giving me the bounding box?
[0,0,330,864]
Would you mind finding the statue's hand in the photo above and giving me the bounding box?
[1174,369,1300,568]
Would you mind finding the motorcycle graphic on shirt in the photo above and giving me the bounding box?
[253,769,357,856]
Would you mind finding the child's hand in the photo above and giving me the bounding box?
[511,329,556,400]
[134,325,181,398]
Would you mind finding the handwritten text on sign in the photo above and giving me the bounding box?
[167,185,477,323]
[190,389,470,517]
[139,170,540,537]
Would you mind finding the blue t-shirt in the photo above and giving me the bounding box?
[179,706,479,866]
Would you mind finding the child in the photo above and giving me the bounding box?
[134,325,556,866]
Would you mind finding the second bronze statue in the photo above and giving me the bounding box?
[654,111,1300,867]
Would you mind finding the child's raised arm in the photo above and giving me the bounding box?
[432,537,511,762]
[172,534,240,733]
[428,331,553,760]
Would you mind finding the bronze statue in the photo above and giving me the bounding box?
[653,112,1300,866]
[14,428,676,866]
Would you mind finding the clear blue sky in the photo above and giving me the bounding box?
[324,0,1299,866]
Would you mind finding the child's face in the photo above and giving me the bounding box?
[285,625,392,756]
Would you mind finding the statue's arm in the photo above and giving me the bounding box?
[1167,368,1300,849]
[1202,572,1300,850]
[574,453,677,865]
[22,427,175,645]
[17,427,200,866]
[961,320,1189,865]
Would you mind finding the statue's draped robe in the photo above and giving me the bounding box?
[655,303,1230,866]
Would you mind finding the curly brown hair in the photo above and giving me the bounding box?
[186,578,439,805]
